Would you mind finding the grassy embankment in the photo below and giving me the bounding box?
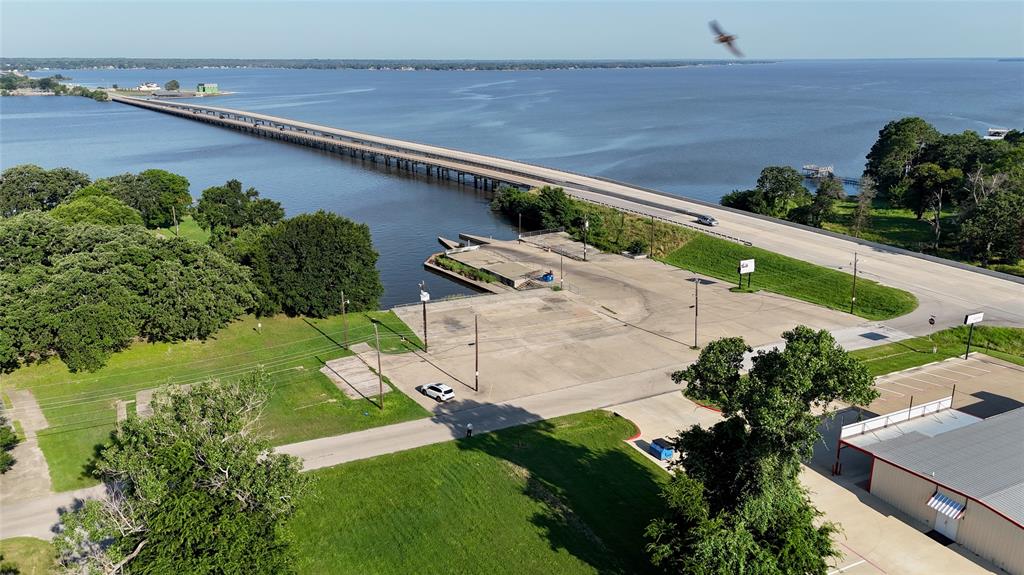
[824,200,1024,277]
[565,201,918,321]
[1,312,428,492]
[153,215,210,244]
[851,325,1024,376]
[290,410,666,575]
[0,537,55,574]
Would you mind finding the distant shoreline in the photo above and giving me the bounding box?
[1,58,777,72]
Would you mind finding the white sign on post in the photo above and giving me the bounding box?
[964,312,983,325]
[420,290,431,303]
[739,259,756,274]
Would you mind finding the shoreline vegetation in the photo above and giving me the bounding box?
[1,57,777,72]
[0,72,108,100]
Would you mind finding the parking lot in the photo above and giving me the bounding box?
[388,236,861,414]
[868,354,1024,418]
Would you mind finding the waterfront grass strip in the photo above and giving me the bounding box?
[662,234,918,321]
[290,410,665,575]
[3,312,428,492]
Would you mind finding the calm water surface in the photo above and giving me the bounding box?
[2,60,1022,305]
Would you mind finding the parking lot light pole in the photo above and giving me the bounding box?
[341,290,351,348]
[475,314,480,392]
[419,280,430,352]
[692,271,700,350]
[583,217,590,262]
[374,322,383,410]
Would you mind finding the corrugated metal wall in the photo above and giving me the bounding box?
[871,458,1024,574]
[870,459,936,527]
[958,502,1024,575]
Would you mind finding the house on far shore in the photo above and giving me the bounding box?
[196,83,219,95]
[136,82,160,91]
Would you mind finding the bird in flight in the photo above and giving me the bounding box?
[709,20,743,58]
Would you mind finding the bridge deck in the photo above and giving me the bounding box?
[108,94,1024,335]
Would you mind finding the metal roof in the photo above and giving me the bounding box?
[862,407,1024,525]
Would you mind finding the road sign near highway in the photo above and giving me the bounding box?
[739,259,755,274]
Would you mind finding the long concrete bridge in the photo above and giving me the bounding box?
[110,95,1023,333]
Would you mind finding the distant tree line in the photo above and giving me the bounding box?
[1,58,776,72]
[0,165,383,372]
[720,120,1024,271]
[0,73,108,100]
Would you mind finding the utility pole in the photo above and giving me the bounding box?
[474,314,479,392]
[560,253,564,289]
[650,215,655,259]
[518,212,522,238]
[850,253,858,315]
[374,322,383,409]
[583,217,589,262]
[419,280,429,352]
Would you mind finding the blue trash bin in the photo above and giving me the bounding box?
[648,438,675,461]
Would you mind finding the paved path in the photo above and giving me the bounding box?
[0,390,53,504]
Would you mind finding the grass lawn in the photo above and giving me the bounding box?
[851,326,1024,376]
[289,410,667,575]
[824,200,1024,278]
[0,537,56,574]
[153,215,209,243]
[662,234,918,321]
[2,312,428,492]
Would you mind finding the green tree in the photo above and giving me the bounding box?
[536,186,577,229]
[959,188,1024,266]
[56,303,138,372]
[815,176,846,200]
[0,165,90,217]
[164,79,180,91]
[251,211,383,317]
[0,413,18,474]
[49,195,144,226]
[647,327,877,574]
[54,372,309,574]
[97,169,192,228]
[195,179,284,242]
[755,166,810,217]
[864,117,940,202]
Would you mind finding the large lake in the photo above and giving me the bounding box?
[2,60,1021,305]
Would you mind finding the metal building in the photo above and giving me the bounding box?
[840,406,1024,574]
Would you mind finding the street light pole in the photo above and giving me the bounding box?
[693,271,700,349]
[374,322,383,409]
[850,253,858,315]
[560,253,564,289]
[419,280,429,352]
[474,314,479,392]
[341,290,350,348]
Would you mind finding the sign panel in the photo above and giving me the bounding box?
[964,312,983,325]
[739,259,755,275]
[420,290,431,303]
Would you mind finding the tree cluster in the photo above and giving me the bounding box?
[864,118,1024,263]
[85,169,193,229]
[196,180,382,317]
[55,371,309,574]
[647,327,878,574]
[491,185,580,231]
[0,211,259,372]
[0,165,90,216]
[720,166,841,227]
[0,73,107,100]
[0,414,18,474]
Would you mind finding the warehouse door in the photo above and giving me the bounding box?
[934,509,959,541]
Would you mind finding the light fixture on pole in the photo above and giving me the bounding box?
[583,217,590,262]
[341,290,351,348]
[419,280,430,352]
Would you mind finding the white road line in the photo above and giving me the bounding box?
[934,367,976,378]
[876,386,906,398]
[886,379,924,391]
[922,371,957,381]
[829,560,868,575]
[905,375,947,388]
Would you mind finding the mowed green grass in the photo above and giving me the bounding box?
[290,411,667,575]
[2,312,428,492]
[663,234,918,321]
[851,326,1024,376]
[153,215,210,243]
[0,537,56,574]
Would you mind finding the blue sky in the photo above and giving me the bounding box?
[2,1,1022,59]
